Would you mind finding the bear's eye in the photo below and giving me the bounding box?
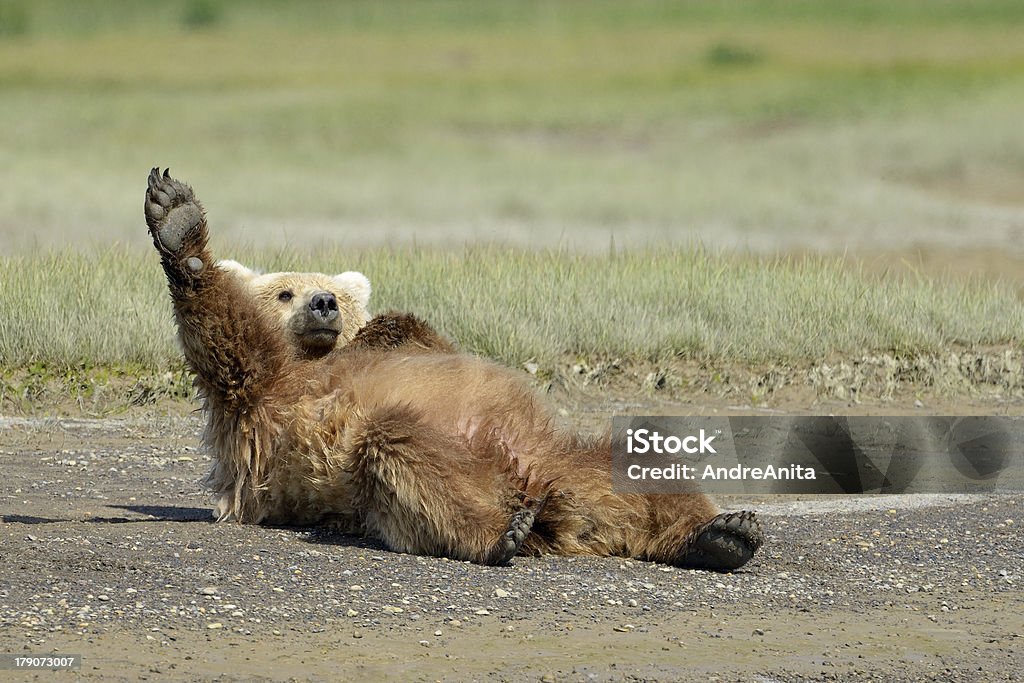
[277,290,294,302]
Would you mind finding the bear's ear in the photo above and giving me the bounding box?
[216,259,260,282]
[333,271,371,308]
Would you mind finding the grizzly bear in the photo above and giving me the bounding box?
[145,168,764,571]
[218,258,457,356]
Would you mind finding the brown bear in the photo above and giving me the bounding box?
[145,168,764,571]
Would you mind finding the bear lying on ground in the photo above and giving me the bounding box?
[145,168,764,570]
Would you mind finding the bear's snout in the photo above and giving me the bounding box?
[310,291,339,323]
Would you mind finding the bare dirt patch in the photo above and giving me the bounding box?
[2,391,1022,682]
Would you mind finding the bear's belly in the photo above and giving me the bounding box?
[345,354,554,478]
[263,402,359,526]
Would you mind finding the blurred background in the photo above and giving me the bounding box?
[3,0,1023,259]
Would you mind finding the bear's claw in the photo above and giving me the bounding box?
[676,510,764,572]
[483,507,537,566]
[145,167,203,254]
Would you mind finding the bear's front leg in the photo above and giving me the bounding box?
[144,167,289,410]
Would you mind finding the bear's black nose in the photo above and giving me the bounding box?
[310,292,339,322]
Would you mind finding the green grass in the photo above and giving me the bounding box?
[2,2,1024,388]
[1,247,1021,372]
[1,1,1023,253]
[10,1,1024,35]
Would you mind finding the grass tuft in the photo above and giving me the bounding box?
[0,2,29,38]
[182,0,223,30]
[704,42,764,68]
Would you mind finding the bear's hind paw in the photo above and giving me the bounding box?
[482,507,537,566]
[675,510,764,572]
[145,167,204,255]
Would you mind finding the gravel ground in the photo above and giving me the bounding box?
[1,414,1022,682]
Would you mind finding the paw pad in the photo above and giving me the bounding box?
[677,510,764,571]
[145,167,203,254]
[485,507,536,566]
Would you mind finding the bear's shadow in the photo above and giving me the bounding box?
[107,504,214,522]
[1,505,212,525]
[301,526,389,552]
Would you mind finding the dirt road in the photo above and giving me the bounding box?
[1,408,1021,682]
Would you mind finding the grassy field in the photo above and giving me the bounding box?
[2,1,1024,407]
[2,246,1022,369]
[1,1,1023,252]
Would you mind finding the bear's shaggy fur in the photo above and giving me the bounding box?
[349,310,458,354]
[145,168,764,570]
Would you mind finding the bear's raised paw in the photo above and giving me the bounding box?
[145,167,204,255]
[676,510,764,572]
